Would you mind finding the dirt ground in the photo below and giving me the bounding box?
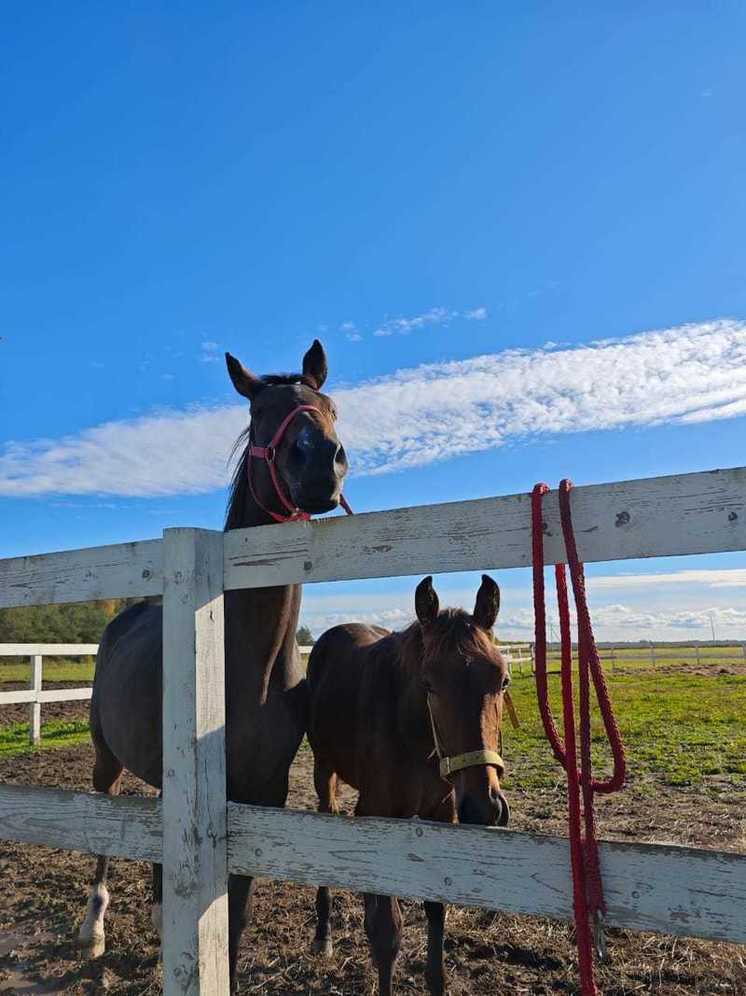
[0,719,745,994]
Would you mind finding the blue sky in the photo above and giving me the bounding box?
[2,4,745,639]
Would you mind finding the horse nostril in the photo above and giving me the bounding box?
[334,444,347,466]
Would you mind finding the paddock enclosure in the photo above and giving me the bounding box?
[0,467,745,995]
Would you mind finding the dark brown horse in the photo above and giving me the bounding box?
[78,340,348,991]
[307,574,510,996]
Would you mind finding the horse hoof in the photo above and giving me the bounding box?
[312,936,334,958]
[78,932,106,959]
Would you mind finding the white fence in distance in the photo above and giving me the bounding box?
[0,644,97,745]
[0,641,535,748]
[0,466,744,995]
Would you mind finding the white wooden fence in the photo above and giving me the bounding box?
[0,644,97,744]
[0,466,745,995]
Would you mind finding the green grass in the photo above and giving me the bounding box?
[0,657,95,685]
[1,659,744,791]
[0,719,91,755]
[503,671,746,790]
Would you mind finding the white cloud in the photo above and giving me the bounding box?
[340,321,363,342]
[589,569,746,590]
[200,340,222,363]
[1,319,745,497]
[338,318,746,476]
[372,306,487,337]
[300,589,746,640]
[589,603,746,633]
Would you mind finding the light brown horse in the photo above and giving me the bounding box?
[307,574,510,996]
[78,340,348,992]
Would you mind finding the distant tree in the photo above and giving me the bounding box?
[296,625,314,646]
[0,601,111,644]
[0,597,145,646]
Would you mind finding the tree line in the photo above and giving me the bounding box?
[0,600,314,646]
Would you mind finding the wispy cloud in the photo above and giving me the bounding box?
[589,569,746,590]
[1,319,745,497]
[493,603,746,637]
[300,585,746,640]
[372,306,487,337]
[339,318,746,476]
[339,321,363,342]
[200,340,222,363]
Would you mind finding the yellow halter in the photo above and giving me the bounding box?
[426,694,505,780]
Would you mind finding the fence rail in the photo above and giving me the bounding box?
[0,644,96,744]
[0,465,744,995]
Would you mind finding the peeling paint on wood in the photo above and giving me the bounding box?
[227,805,746,945]
[224,467,746,589]
[0,540,162,609]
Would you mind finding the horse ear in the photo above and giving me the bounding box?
[415,576,439,627]
[302,339,328,390]
[226,353,262,401]
[473,574,500,631]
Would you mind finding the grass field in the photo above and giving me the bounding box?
[1,657,744,793]
[0,657,95,684]
[504,670,746,790]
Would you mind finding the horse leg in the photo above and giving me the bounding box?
[312,760,338,957]
[151,861,162,956]
[149,790,164,958]
[363,893,402,996]
[78,738,123,957]
[228,873,255,993]
[424,901,447,995]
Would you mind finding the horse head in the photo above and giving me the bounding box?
[415,573,510,827]
[226,339,349,523]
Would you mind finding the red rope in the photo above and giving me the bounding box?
[531,481,626,996]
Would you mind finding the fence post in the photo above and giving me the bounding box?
[162,528,229,996]
[29,654,42,745]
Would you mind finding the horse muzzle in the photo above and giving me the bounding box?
[458,787,509,827]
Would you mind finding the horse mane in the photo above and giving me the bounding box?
[224,371,319,530]
[398,609,497,679]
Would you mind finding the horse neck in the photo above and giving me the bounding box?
[223,469,302,701]
[224,585,300,699]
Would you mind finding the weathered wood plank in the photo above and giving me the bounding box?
[0,785,743,945]
[0,687,92,705]
[162,529,229,996]
[227,805,746,945]
[0,644,99,656]
[224,467,746,588]
[0,540,162,609]
[0,784,161,861]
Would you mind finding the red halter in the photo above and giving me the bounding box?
[248,404,353,523]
